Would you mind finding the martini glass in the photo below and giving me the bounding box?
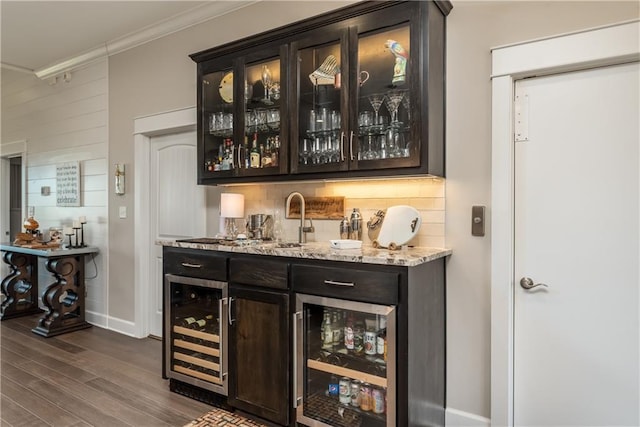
[368,93,385,128]
[385,90,404,125]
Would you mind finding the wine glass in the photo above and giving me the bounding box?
[368,93,385,126]
[385,90,405,125]
[401,91,411,123]
[261,65,273,104]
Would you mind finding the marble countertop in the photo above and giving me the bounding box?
[0,243,99,257]
[158,239,451,267]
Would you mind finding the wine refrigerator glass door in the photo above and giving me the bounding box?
[294,294,396,427]
[164,274,228,396]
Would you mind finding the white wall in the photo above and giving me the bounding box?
[0,60,109,326]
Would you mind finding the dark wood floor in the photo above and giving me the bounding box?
[1,314,212,427]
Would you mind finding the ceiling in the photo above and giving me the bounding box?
[1,1,251,75]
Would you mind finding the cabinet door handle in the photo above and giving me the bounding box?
[236,144,241,169]
[349,131,355,161]
[324,279,355,287]
[181,262,202,268]
[292,311,302,408]
[227,297,235,325]
[340,131,345,161]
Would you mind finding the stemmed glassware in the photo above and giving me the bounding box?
[368,93,385,128]
[385,90,405,125]
[261,65,273,104]
[401,91,410,123]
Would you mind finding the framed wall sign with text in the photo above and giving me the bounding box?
[56,161,81,207]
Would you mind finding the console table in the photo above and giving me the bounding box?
[0,243,99,337]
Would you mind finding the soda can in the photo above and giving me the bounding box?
[350,380,361,407]
[372,387,385,414]
[359,383,372,411]
[339,377,351,404]
[364,331,377,355]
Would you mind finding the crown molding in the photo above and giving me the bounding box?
[34,1,258,81]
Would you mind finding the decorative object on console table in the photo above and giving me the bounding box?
[220,193,245,239]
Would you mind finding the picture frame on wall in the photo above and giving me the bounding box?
[56,161,81,207]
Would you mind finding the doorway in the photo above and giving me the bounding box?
[133,107,207,339]
[491,21,640,425]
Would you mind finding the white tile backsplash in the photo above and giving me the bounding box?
[222,177,446,247]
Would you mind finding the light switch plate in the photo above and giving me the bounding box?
[472,205,485,236]
[119,206,127,219]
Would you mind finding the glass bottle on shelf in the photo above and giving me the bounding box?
[250,133,261,168]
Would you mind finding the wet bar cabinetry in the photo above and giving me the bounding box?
[190,0,452,184]
[161,242,447,426]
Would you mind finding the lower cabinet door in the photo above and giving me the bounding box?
[228,285,290,425]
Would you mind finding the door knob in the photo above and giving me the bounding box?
[520,277,548,290]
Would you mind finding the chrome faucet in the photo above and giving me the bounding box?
[285,191,315,243]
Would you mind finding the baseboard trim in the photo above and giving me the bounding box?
[86,311,138,338]
[446,408,491,427]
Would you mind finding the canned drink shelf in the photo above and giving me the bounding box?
[307,359,387,388]
[303,392,385,427]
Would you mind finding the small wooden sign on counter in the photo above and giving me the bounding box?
[286,196,345,220]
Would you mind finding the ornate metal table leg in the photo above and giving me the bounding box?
[1,251,42,320]
[32,254,91,337]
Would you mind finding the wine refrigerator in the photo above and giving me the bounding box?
[294,294,396,427]
[164,274,228,396]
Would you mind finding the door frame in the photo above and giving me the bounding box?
[490,20,639,425]
[133,106,196,338]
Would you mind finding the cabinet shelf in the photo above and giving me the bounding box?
[308,359,387,388]
[174,351,220,372]
[173,364,222,385]
[173,325,220,343]
[173,339,220,357]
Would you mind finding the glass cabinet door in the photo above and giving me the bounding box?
[352,23,417,170]
[164,274,228,396]
[291,30,349,174]
[201,63,236,179]
[295,294,395,427]
[239,55,286,176]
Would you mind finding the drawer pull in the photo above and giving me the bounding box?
[324,280,355,287]
[181,262,202,268]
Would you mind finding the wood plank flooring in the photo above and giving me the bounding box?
[1,314,212,427]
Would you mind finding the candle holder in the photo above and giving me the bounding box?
[80,220,87,247]
[66,232,74,248]
[72,227,81,248]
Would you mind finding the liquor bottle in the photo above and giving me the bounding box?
[243,136,250,169]
[250,133,261,168]
[271,136,279,167]
[227,139,235,169]
[261,141,272,167]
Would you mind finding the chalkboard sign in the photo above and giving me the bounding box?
[56,161,80,207]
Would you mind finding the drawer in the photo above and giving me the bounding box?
[230,256,288,290]
[163,247,227,281]
[291,264,398,305]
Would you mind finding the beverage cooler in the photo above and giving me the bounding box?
[164,274,228,396]
[294,294,396,427]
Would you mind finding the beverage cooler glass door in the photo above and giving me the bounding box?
[164,274,228,396]
[294,294,396,427]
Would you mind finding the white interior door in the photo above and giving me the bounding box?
[513,62,639,425]
[148,130,205,338]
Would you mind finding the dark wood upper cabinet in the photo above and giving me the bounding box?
[190,0,452,185]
